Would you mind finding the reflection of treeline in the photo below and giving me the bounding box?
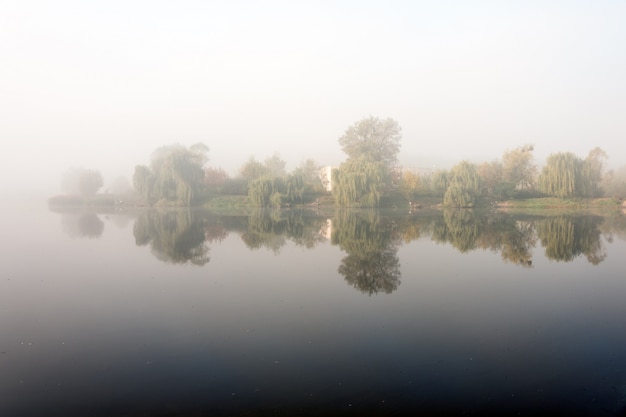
[331,210,401,295]
[400,210,613,266]
[239,209,328,253]
[537,216,606,265]
[133,210,228,265]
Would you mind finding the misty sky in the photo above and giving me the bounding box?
[1,0,625,195]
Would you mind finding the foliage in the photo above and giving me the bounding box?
[431,170,449,197]
[502,144,536,190]
[601,164,626,198]
[332,157,388,207]
[477,160,507,199]
[204,167,230,194]
[62,168,104,195]
[399,171,422,201]
[264,152,287,178]
[443,161,482,207]
[293,159,324,194]
[248,173,305,207]
[133,143,208,205]
[239,157,270,182]
[338,116,401,168]
[537,149,606,198]
[333,117,402,206]
[537,152,586,198]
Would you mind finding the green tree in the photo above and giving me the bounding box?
[333,117,402,206]
[431,170,449,197]
[239,157,270,182]
[133,143,208,205]
[582,147,607,197]
[502,144,536,190]
[338,116,402,168]
[293,159,324,193]
[477,160,505,199]
[537,152,585,198]
[264,152,287,178]
[443,161,482,207]
[332,157,388,207]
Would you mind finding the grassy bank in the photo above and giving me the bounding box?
[497,197,623,212]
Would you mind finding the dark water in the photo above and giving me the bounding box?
[2,202,626,416]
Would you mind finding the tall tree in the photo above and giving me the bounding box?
[133,143,209,205]
[333,117,402,206]
[443,161,482,207]
[264,152,287,178]
[62,168,104,195]
[239,157,270,182]
[537,152,585,198]
[582,147,607,197]
[502,144,536,190]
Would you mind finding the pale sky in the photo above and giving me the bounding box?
[1,0,625,195]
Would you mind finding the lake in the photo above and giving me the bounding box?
[2,201,626,416]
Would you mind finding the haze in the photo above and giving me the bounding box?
[1,0,625,197]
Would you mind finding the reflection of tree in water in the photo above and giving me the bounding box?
[429,210,536,267]
[331,210,401,295]
[240,209,327,253]
[537,215,606,264]
[61,212,104,239]
[600,213,626,244]
[133,210,209,265]
[497,220,535,267]
[432,209,482,253]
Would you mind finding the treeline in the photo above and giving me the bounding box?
[57,116,626,207]
[400,145,618,207]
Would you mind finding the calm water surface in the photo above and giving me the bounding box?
[2,202,626,416]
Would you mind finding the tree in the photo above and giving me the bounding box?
[264,152,287,178]
[443,161,482,207]
[582,147,607,197]
[399,170,422,201]
[332,157,389,207]
[62,168,104,195]
[133,143,209,205]
[204,167,230,194]
[239,157,270,182]
[333,117,402,206]
[477,160,504,199]
[502,144,536,190]
[537,152,585,198]
[293,159,324,193]
[431,170,449,197]
[338,116,402,168]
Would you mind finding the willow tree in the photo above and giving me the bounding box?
[333,117,402,206]
[443,161,482,207]
[332,157,389,207]
[502,144,537,190]
[133,143,209,205]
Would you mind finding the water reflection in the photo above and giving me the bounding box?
[61,212,104,239]
[133,210,211,265]
[536,215,606,264]
[240,209,327,253]
[331,210,401,294]
[51,207,626,276]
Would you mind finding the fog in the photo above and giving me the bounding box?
[1,0,625,197]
